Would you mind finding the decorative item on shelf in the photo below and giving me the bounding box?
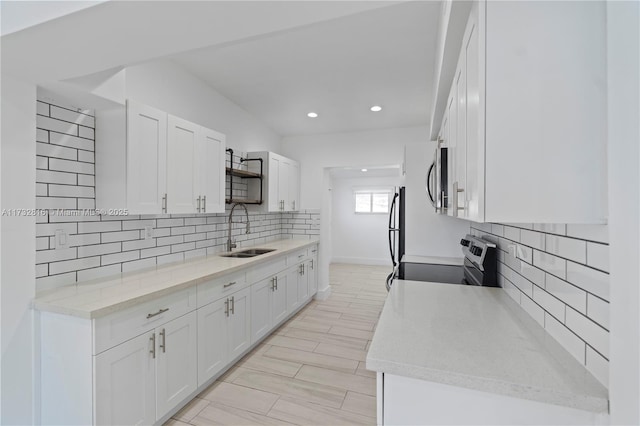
[225,148,264,205]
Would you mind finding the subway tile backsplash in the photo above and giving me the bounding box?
[471,222,610,387]
[35,99,319,293]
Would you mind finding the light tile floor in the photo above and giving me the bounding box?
[165,263,389,426]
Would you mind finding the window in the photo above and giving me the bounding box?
[354,189,393,214]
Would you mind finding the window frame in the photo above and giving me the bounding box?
[353,187,394,215]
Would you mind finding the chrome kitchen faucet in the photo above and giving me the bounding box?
[227,203,250,252]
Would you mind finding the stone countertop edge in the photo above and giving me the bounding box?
[365,280,608,414]
[32,238,319,319]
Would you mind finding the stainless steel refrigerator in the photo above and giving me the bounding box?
[386,186,405,290]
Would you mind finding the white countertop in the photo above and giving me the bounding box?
[401,254,463,266]
[366,279,608,413]
[33,238,318,319]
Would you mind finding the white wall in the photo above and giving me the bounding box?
[608,1,640,423]
[1,74,37,425]
[282,126,423,209]
[331,175,400,265]
[125,60,281,153]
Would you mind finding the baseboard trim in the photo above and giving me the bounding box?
[314,286,332,300]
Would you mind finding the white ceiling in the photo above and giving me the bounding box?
[170,1,441,137]
[331,165,401,179]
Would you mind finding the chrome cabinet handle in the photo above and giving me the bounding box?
[302,264,305,275]
[159,328,166,353]
[230,296,235,315]
[275,275,278,290]
[271,277,276,291]
[203,196,206,213]
[197,196,201,213]
[147,308,169,319]
[150,333,156,359]
[292,200,296,210]
[311,259,314,270]
[224,299,229,317]
[224,281,237,288]
[453,182,465,217]
[162,193,167,213]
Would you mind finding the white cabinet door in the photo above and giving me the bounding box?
[251,277,273,344]
[228,287,251,361]
[95,332,156,426]
[197,298,228,386]
[307,256,318,296]
[297,262,309,303]
[126,100,167,214]
[285,266,300,312]
[268,154,281,212]
[289,161,300,211]
[156,311,198,420]
[167,115,199,214]
[199,127,226,214]
[454,49,467,218]
[272,272,288,325]
[464,4,482,222]
[279,157,290,212]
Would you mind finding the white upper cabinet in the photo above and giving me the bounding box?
[437,0,607,223]
[167,116,226,214]
[96,100,226,214]
[199,127,226,214]
[167,115,199,214]
[247,151,300,212]
[126,101,168,214]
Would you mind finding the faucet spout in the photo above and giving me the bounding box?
[227,203,251,252]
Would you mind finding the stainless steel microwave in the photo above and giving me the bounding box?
[426,141,448,213]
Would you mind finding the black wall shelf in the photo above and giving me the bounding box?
[225,148,263,205]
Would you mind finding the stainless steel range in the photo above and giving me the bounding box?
[387,234,498,290]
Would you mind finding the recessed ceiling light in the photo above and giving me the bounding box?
[307,112,318,118]
[361,168,368,172]
[370,105,382,112]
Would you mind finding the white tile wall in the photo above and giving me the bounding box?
[471,222,610,387]
[35,100,318,292]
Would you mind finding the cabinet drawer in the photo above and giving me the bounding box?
[287,248,309,266]
[246,256,287,284]
[197,271,247,308]
[93,287,196,355]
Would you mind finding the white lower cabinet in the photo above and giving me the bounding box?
[250,271,289,345]
[155,312,198,419]
[95,332,156,426]
[285,266,300,312]
[307,255,318,295]
[197,298,228,386]
[40,243,319,426]
[95,311,197,425]
[297,262,310,303]
[227,287,251,361]
[197,287,251,386]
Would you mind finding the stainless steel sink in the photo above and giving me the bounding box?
[219,248,276,258]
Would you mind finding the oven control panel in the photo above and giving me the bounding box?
[460,234,495,271]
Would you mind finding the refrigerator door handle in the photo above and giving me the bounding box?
[388,192,399,267]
